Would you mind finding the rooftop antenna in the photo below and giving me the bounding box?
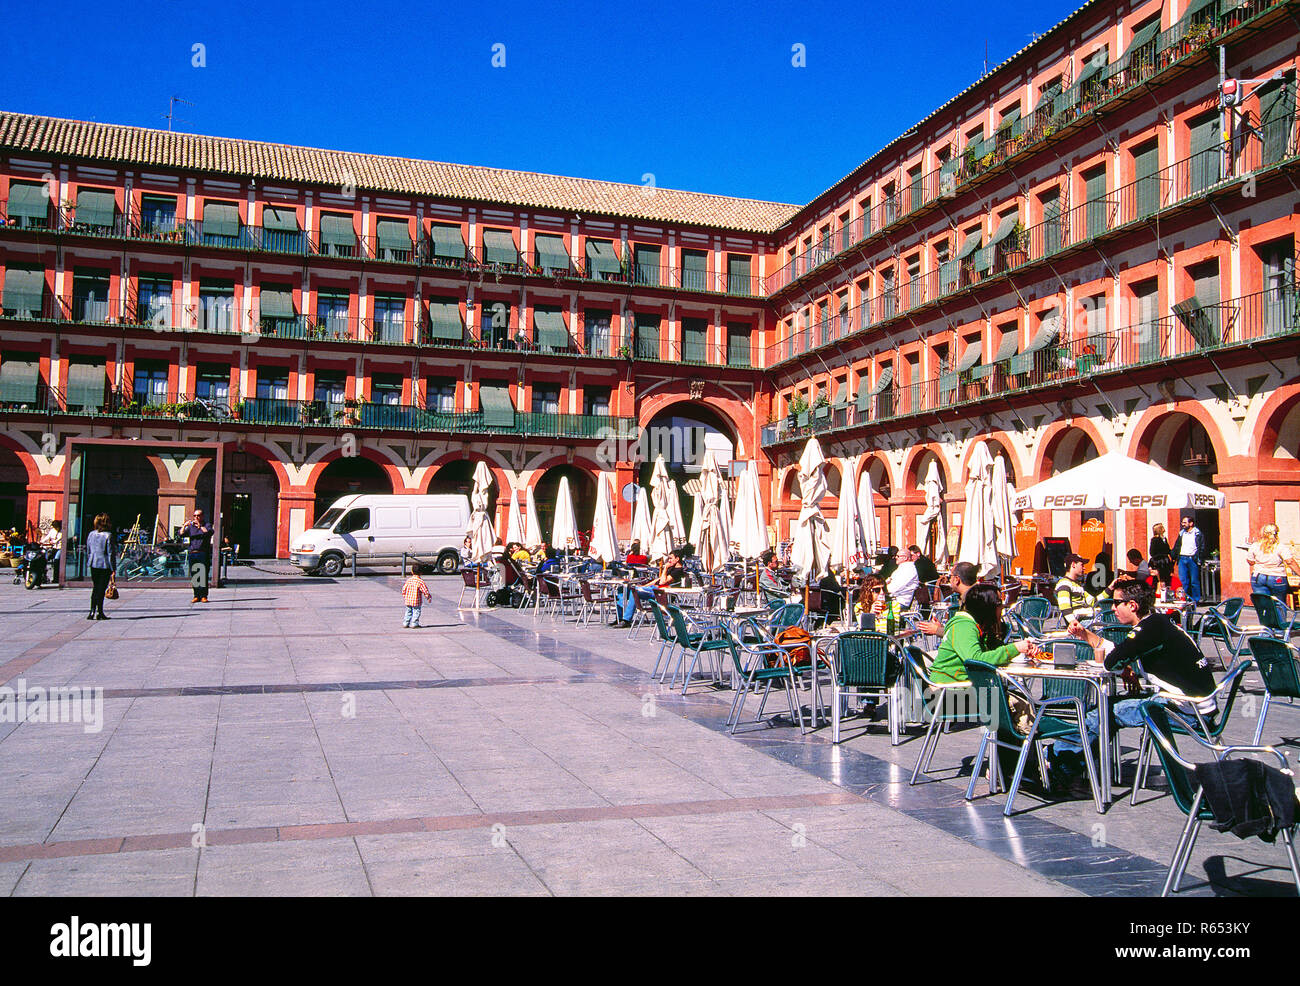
[163,96,193,132]
[983,40,989,76]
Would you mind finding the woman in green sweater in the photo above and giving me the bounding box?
[928,584,1033,683]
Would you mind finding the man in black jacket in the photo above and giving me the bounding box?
[1049,577,1216,794]
[909,544,939,618]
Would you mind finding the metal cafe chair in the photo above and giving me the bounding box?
[905,648,976,785]
[1140,701,1300,898]
[1251,592,1300,643]
[723,619,807,735]
[963,659,1103,816]
[1247,637,1300,745]
[826,631,897,745]
[1128,658,1253,806]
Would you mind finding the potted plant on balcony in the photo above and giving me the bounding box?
[342,397,361,426]
[813,394,831,421]
[617,344,633,360]
[1184,21,1213,53]
[231,400,245,421]
[1003,222,1029,268]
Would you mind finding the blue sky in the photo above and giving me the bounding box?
[5,0,1083,205]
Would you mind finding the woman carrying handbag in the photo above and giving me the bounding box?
[85,513,117,620]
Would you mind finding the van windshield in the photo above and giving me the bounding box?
[311,508,344,530]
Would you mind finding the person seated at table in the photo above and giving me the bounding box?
[758,549,789,598]
[876,546,899,581]
[1056,554,1102,621]
[1108,548,1150,592]
[624,540,648,567]
[885,545,921,610]
[536,547,562,577]
[503,541,531,565]
[817,567,845,621]
[909,544,939,618]
[611,551,685,627]
[1047,576,1216,796]
[913,561,979,636]
[927,583,1034,684]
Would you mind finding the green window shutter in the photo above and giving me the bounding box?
[855,384,871,414]
[3,267,45,313]
[376,218,409,252]
[869,366,894,394]
[1084,168,1108,237]
[938,371,958,400]
[429,223,466,260]
[1134,143,1160,216]
[727,254,752,295]
[75,188,116,228]
[534,308,570,350]
[1036,81,1063,114]
[973,244,993,274]
[262,207,298,231]
[259,286,294,318]
[65,360,105,409]
[585,239,620,278]
[681,250,707,290]
[1122,19,1162,69]
[727,323,751,366]
[479,382,515,428]
[634,245,661,285]
[1174,298,1218,348]
[426,299,464,341]
[1189,114,1221,193]
[1260,74,1296,166]
[202,201,240,238]
[0,354,40,403]
[320,213,355,249]
[1178,0,1219,27]
[483,230,518,265]
[1075,45,1110,91]
[7,182,48,220]
[990,211,1020,246]
[635,315,660,358]
[534,234,570,272]
[999,106,1022,133]
[994,331,1019,363]
[956,343,983,373]
[957,230,982,260]
[1025,314,1062,354]
[682,317,707,362]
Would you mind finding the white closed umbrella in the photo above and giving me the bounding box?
[990,454,1016,574]
[857,468,881,559]
[830,455,864,572]
[696,450,728,574]
[590,473,619,565]
[688,489,705,547]
[505,482,525,546]
[917,459,948,567]
[648,456,675,561]
[465,461,497,564]
[630,486,653,552]
[958,443,998,577]
[791,438,832,584]
[667,480,686,541]
[524,485,544,550]
[551,476,579,553]
[718,481,733,553]
[732,460,768,562]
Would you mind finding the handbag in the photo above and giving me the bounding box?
[105,578,119,601]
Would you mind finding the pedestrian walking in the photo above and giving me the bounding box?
[181,509,215,603]
[401,563,432,628]
[85,513,116,620]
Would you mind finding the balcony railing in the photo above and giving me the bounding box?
[767,118,1299,367]
[762,0,1289,298]
[761,283,1300,447]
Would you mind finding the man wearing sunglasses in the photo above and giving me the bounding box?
[1047,577,1217,796]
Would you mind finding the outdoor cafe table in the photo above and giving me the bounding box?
[1153,600,1195,628]
[999,656,1120,808]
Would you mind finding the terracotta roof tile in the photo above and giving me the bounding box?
[0,112,797,234]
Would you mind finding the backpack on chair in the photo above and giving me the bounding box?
[771,625,814,667]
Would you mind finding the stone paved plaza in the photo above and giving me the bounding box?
[0,565,1295,897]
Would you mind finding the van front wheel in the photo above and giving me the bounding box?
[435,551,459,576]
[318,552,346,577]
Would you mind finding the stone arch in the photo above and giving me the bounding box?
[1034,421,1107,482]
[1249,384,1300,460]
[854,452,895,500]
[903,445,950,493]
[636,389,750,458]
[1128,404,1232,478]
[959,433,1021,486]
[533,463,598,544]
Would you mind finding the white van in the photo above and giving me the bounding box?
[289,494,471,576]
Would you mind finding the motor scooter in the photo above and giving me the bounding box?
[13,543,48,589]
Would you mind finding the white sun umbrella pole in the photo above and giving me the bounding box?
[791,438,832,605]
[590,473,620,566]
[524,485,544,551]
[551,476,579,559]
[630,486,653,553]
[732,460,769,597]
[667,480,686,542]
[917,459,949,567]
[696,450,727,575]
[990,454,1016,579]
[463,461,498,609]
[648,457,675,561]
[857,469,881,559]
[687,489,705,548]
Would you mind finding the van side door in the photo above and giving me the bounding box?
[335,507,373,557]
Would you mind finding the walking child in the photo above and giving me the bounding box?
[402,563,432,628]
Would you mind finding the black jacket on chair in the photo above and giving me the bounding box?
[1193,759,1298,843]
